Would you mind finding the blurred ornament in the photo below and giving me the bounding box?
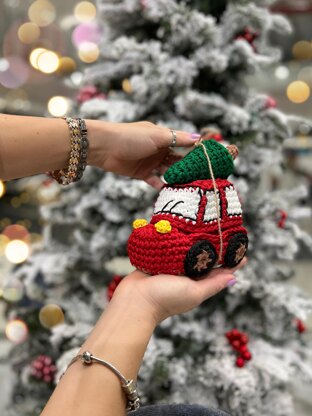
[47,96,70,117]
[5,240,30,264]
[74,2,97,23]
[296,319,306,334]
[265,96,277,109]
[3,280,24,303]
[78,42,100,63]
[292,41,312,60]
[18,22,40,44]
[30,355,57,383]
[287,81,310,104]
[274,65,289,80]
[70,71,83,86]
[0,180,6,198]
[77,85,106,103]
[276,210,288,229]
[39,304,65,329]
[3,224,30,241]
[72,22,102,48]
[235,27,259,51]
[28,0,56,27]
[107,275,123,301]
[122,79,132,94]
[0,56,29,88]
[5,319,28,344]
[57,57,76,75]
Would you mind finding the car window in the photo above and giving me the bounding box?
[203,190,220,222]
[154,187,201,221]
[225,186,242,215]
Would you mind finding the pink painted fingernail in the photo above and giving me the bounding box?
[227,278,237,287]
[190,133,201,140]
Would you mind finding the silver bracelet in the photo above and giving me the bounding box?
[64,351,141,411]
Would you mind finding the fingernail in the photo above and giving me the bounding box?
[190,133,201,140]
[227,278,237,287]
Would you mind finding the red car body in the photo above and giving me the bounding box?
[128,179,248,278]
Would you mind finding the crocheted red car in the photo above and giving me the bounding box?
[128,179,248,279]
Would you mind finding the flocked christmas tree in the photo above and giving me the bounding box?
[3,1,312,415]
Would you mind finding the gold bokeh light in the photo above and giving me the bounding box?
[287,81,310,104]
[18,22,40,44]
[5,239,30,264]
[29,47,47,70]
[78,42,99,63]
[28,0,56,27]
[47,96,70,117]
[36,50,59,74]
[292,41,312,60]
[57,57,77,75]
[74,2,97,22]
[5,319,28,344]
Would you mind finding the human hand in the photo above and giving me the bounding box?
[113,258,247,325]
[87,120,200,189]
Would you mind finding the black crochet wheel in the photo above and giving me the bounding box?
[184,240,217,279]
[224,233,248,268]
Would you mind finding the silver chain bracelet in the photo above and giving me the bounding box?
[63,351,141,411]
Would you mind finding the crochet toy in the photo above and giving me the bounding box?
[128,138,248,279]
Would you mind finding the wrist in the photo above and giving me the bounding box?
[85,119,110,169]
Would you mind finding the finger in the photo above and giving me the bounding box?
[221,257,248,274]
[196,273,235,302]
[144,175,164,190]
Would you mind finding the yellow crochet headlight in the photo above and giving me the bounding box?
[133,219,148,229]
[154,220,172,234]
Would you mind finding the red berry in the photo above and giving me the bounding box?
[239,345,248,354]
[44,357,52,365]
[236,357,245,368]
[43,367,51,375]
[240,334,249,344]
[297,319,306,333]
[226,331,233,340]
[50,365,57,373]
[232,340,241,350]
[43,375,52,383]
[33,361,44,370]
[242,351,252,361]
[231,329,241,339]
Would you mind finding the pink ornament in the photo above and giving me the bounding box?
[265,96,277,109]
[77,85,106,103]
[72,23,102,48]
